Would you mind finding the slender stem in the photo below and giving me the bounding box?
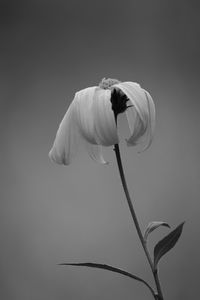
[114,144,153,270]
[154,270,164,300]
[113,143,164,300]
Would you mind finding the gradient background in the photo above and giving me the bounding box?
[1,0,200,299]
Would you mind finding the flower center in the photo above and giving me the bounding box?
[110,88,130,123]
[99,77,121,89]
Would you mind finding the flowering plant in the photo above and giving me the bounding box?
[49,78,184,300]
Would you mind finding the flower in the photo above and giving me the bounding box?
[49,78,155,165]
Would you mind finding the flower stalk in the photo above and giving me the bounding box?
[113,143,164,300]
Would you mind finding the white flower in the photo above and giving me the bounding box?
[49,79,155,165]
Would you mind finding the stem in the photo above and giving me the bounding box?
[154,269,164,300]
[113,143,164,300]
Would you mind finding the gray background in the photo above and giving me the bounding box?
[1,0,200,299]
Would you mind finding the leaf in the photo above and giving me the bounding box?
[144,221,170,243]
[154,222,185,269]
[59,262,142,281]
[59,262,154,296]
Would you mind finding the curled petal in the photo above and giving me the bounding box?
[113,82,155,151]
[49,103,80,165]
[142,90,156,150]
[84,141,108,164]
[73,87,97,145]
[125,107,146,146]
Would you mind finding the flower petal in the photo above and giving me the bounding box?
[49,86,117,165]
[142,89,156,150]
[92,88,118,146]
[125,107,146,146]
[112,82,155,151]
[84,140,108,164]
[75,87,118,146]
[74,87,97,145]
[49,101,80,165]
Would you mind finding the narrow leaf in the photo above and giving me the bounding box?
[144,221,170,243]
[154,222,185,269]
[60,262,143,281]
[59,262,154,296]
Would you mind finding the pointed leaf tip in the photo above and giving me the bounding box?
[59,262,142,281]
[144,221,170,243]
[154,222,185,269]
[59,262,155,296]
[59,262,145,283]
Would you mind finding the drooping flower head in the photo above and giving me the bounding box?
[49,78,155,165]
